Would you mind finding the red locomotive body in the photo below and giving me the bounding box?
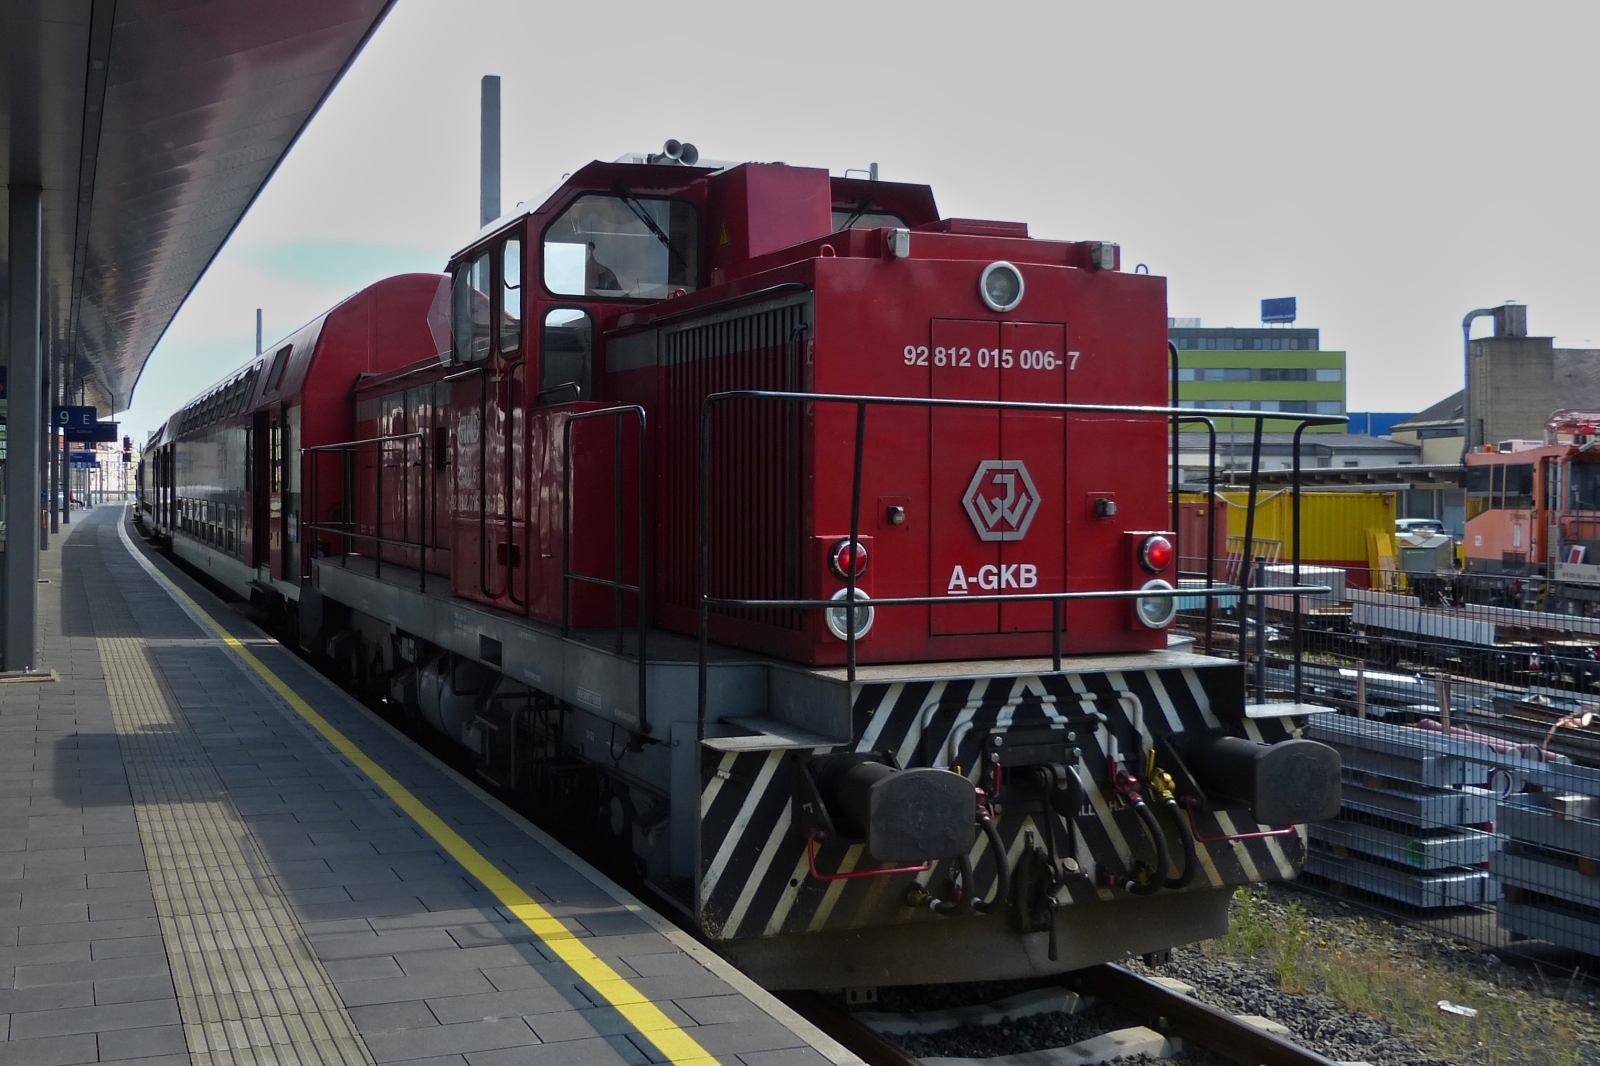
[330,161,1174,665]
[140,152,1340,990]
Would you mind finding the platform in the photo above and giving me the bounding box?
[1,505,858,1066]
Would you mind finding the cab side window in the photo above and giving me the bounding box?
[499,238,522,354]
[539,309,593,404]
[452,253,492,362]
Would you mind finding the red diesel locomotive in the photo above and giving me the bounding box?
[139,147,1340,988]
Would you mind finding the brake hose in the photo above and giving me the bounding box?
[1120,799,1170,896]
[971,813,1010,914]
[929,853,974,916]
[1162,795,1199,890]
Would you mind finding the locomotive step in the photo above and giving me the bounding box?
[0,505,857,1066]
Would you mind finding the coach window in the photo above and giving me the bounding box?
[452,253,492,362]
[270,423,283,493]
[499,238,522,353]
[538,309,593,404]
[266,345,292,392]
[543,194,699,300]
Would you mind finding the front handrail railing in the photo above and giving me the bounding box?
[562,404,650,734]
[301,430,429,591]
[697,390,1346,737]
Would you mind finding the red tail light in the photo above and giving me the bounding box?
[830,538,869,579]
[1139,534,1174,573]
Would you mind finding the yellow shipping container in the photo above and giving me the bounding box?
[1176,490,1395,566]
[1222,490,1393,565]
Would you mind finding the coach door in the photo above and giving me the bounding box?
[929,320,1066,635]
[265,410,286,580]
[250,412,269,567]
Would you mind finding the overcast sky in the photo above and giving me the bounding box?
[121,0,1600,441]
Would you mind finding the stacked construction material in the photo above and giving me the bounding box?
[1495,761,1600,953]
[1305,715,1544,909]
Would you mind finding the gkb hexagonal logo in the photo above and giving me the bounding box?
[962,460,1041,542]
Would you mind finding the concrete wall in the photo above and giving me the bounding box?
[1469,335,1554,449]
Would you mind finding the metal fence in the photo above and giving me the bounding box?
[1175,562,1600,961]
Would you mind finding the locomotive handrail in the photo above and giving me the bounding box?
[561,404,650,735]
[303,432,429,451]
[696,389,1346,734]
[300,430,429,593]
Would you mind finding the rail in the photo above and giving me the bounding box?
[696,390,1345,735]
[561,404,650,734]
[300,431,429,591]
[781,965,1344,1066]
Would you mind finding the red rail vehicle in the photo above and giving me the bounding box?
[139,145,1340,988]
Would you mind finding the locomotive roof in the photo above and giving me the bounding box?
[456,160,940,266]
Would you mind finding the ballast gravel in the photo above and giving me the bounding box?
[1134,948,1449,1066]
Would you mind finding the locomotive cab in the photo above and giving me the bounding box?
[433,157,1182,665]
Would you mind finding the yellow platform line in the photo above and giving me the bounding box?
[116,510,718,1066]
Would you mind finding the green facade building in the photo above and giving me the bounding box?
[1167,321,1346,433]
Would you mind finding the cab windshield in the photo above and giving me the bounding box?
[1572,461,1600,510]
[543,193,699,300]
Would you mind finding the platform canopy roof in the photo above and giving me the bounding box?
[1,0,396,416]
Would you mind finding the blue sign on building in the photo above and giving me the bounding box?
[68,452,99,467]
[1261,297,1297,324]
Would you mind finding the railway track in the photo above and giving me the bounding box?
[781,964,1344,1066]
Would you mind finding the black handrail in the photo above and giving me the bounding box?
[1173,415,1220,655]
[1238,416,1266,669]
[561,404,650,735]
[696,389,1345,735]
[301,431,429,592]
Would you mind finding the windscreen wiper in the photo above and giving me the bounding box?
[617,189,686,268]
[835,197,875,232]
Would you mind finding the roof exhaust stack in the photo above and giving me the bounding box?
[1493,301,1527,338]
[480,75,500,227]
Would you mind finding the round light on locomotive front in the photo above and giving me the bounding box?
[1140,534,1175,573]
[829,538,869,580]
[1134,579,1179,629]
[979,261,1025,313]
[825,588,875,641]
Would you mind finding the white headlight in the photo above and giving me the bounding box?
[979,261,1024,313]
[1134,579,1178,629]
[825,588,875,641]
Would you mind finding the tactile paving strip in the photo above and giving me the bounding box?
[93,617,374,1064]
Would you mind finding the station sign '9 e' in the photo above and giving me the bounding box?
[54,406,118,443]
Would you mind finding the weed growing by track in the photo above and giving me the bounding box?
[1201,885,1598,1066]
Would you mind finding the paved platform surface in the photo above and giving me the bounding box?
[1,505,856,1066]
